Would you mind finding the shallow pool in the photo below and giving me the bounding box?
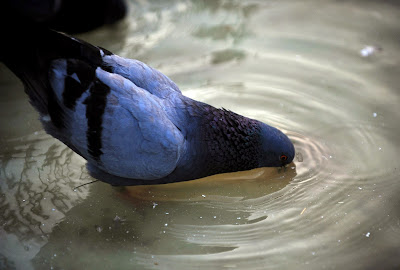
[1,0,400,269]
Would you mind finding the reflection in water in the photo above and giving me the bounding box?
[0,132,90,269]
[121,166,295,202]
[211,49,246,64]
[1,0,400,269]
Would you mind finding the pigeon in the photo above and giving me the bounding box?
[0,26,295,186]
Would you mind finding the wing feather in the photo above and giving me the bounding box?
[102,54,181,98]
[49,58,185,180]
[93,68,185,179]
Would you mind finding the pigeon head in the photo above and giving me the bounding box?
[258,123,295,167]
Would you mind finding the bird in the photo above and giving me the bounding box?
[0,26,295,186]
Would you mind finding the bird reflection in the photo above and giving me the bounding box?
[119,165,297,203]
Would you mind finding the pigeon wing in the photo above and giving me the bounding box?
[102,54,181,98]
[49,58,185,180]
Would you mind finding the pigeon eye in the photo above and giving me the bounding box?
[280,155,288,162]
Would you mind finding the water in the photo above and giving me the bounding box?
[1,0,400,269]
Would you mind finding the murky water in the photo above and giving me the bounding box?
[1,0,400,269]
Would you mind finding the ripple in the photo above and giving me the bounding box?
[288,131,333,184]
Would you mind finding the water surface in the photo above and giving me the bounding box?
[1,0,400,269]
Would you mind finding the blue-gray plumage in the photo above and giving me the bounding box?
[1,27,295,186]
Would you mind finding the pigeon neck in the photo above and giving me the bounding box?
[199,106,262,175]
